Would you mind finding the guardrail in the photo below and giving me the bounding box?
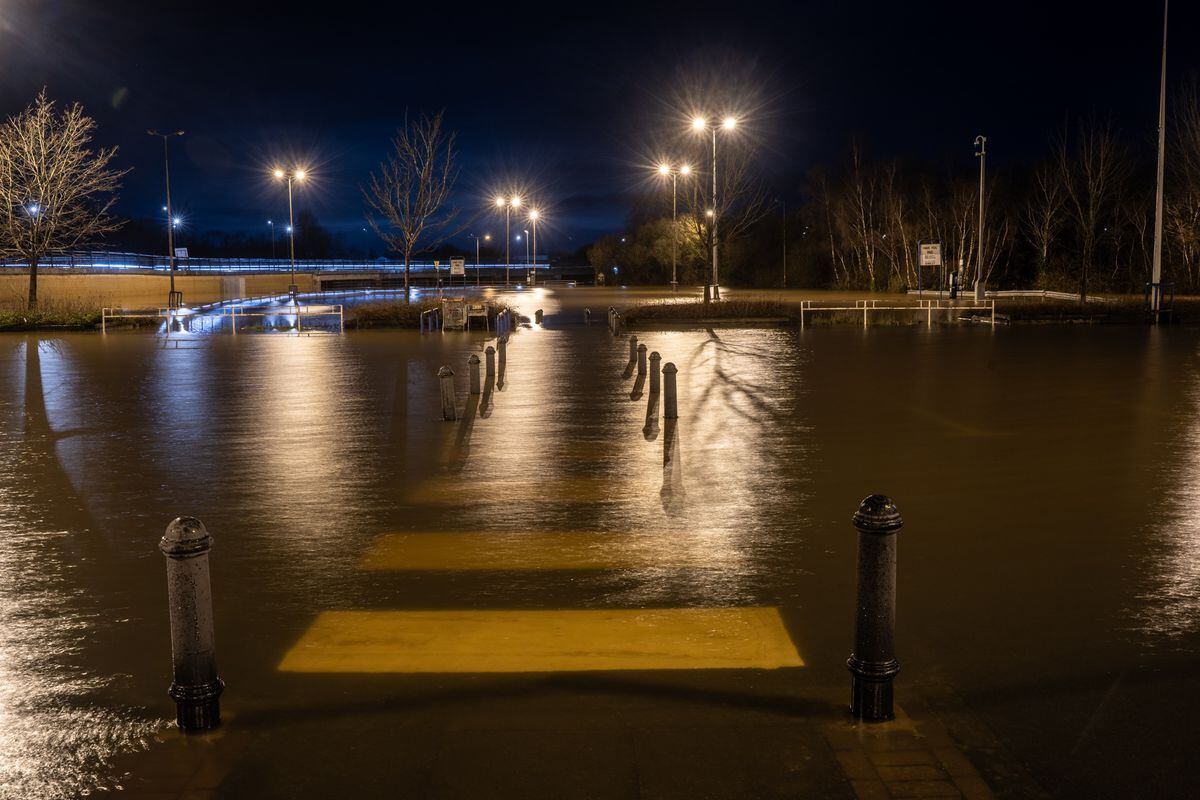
[906,288,1115,304]
[801,298,996,328]
[102,302,344,334]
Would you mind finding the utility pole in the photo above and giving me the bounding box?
[974,136,987,302]
[1150,0,1170,316]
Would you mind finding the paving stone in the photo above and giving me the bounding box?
[836,750,879,780]
[951,775,997,800]
[885,779,962,798]
[859,729,924,751]
[932,747,980,778]
[850,779,891,800]
[876,765,948,782]
[869,750,937,767]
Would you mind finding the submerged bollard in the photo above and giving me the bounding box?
[584,307,591,325]
[847,494,903,721]
[663,361,678,419]
[628,335,638,363]
[704,284,712,304]
[485,345,496,378]
[468,354,481,395]
[160,516,224,731]
[438,365,457,421]
[498,336,507,366]
[649,351,662,394]
[535,309,543,325]
[637,343,648,376]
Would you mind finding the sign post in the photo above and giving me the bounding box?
[917,241,942,298]
[450,257,466,289]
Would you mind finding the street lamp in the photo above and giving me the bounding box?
[273,167,306,295]
[267,220,275,260]
[468,233,491,286]
[655,162,692,290]
[147,129,184,307]
[690,115,737,299]
[974,136,987,301]
[529,210,541,287]
[1150,0,1170,315]
[494,196,522,287]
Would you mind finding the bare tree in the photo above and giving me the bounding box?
[1167,78,1200,289]
[0,90,125,308]
[1057,117,1126,301]
[363,111,462,298]
[1022,164,1064,281]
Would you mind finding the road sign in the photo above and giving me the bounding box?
[174,247,189,259]
[918,242,942,267]
[450,258,465,276]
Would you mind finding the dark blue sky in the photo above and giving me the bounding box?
[0,0,1194,254]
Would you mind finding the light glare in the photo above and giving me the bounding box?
[723,116,737,130]
[691,117,706,130]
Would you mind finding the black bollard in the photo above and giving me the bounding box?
[637,343,648,376]
[438,365,457,421]
[535,309,543,325]
[703,284,712,304]
[161,517,224,731]
[584,308,591,325]
[847,494,903,721]
[663,362,678,419]
[485,345,496,378]
[468,354,481,395]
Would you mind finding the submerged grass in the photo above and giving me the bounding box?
[0,296,103,331]
[346,299,519,329]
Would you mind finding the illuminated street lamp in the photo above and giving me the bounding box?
[274,167,306,295]
[147,129,185,307]
[494,195,522,287]
[690,115,737,298]
[522,228,530,276]
[529,209,541,287]
[267,220,276,260]
[656,162,692,290]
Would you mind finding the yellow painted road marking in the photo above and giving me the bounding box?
[278,608,803,673]
[360,532,715,571]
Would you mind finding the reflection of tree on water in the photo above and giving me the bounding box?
[689,329,777,423]
[0,336,161,798]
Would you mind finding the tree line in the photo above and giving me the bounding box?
[592,80,1200,300]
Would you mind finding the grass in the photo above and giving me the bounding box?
[346,299,519,329]
[623,298,800,324]
[0,296,103,331]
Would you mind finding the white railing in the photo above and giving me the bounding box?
[800,299,996,328]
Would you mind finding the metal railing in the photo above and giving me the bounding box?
[0,250,554,275]
[800,298,997,328]
[101,302,344,334]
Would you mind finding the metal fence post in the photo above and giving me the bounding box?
[160,516,224,731]
[468,353,481,395]
[637,343,648,376]
[663,362,678,420]
[847,494,903,721]
[438,365,457,421]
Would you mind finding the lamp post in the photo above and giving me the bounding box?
[273,167,306,296]
[691,115,737,299]
[973,136,987,301]
[495,195,522,287]
[469,233,491,286]
[267,220,276,260]
[147,129,184,307]
[523,229,530,278]
[529,210,540,287]
[656,162,691,291]
[1150,0,1170,315]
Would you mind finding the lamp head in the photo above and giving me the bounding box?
[495,196,506,207]
[511,196,522,208]
[294,169,306,181]
[722,116,737,130]
[529,209,540,221]
[691,117,706,131]
[273,168,285,179]
[680,164,692,176]
[658,163,670,175]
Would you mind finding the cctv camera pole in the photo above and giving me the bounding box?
[148,130,185,308]
[974,135,987,302]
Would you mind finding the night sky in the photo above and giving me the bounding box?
[0,0,1193,254]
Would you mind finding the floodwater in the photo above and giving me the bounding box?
[1,286,1198,798]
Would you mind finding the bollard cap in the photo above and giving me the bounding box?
[468,354,480,364]
[852,495,903,534]
[486,345,495,354]
[160,516,212,558]
[637,343,647,352]
[649,350,661,361]
[438,365,454,377]
[662,362,677,374]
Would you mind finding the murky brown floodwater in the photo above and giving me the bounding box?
[1,287,1198,798]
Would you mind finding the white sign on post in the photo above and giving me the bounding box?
[450,257,465,276]
[918,243,942,267]
[174,247,189,259]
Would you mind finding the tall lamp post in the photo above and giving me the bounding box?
[974,136,987,302]
[469,233,491,286]
[529,210,540,287]
[267,220,275,260]
[656,162,691,290]
[273,167,306,296]
[522,229,530,278]
[691,115,737,299]
[1150,0,1170,316]
[494,195,522,287]
[147,129,185,307]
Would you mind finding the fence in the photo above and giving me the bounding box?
[800,298,997,328]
